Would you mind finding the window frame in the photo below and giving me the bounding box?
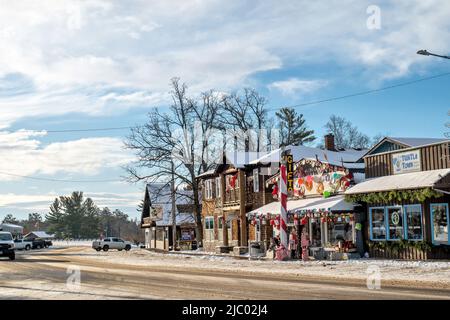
[386,205,404,241]
[253,169,260,193]
[430,203,449,246]
[369,207,387,241]
[204,216,215,230]
[403,204,423,241]
[215,177,221,198]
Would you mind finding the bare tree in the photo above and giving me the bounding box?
[324,115,370,149]
[219,88,270,153]
[124,78,221,247]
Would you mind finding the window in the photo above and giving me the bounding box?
[431,203,449,245]
[204,179,214,199]
[205,216,214,230]
[253,169,260,193]
[370,207,386,240]
[387,206,403,240]
[215,177,221,198]
[218,216,223,229]
[404,205,423,240]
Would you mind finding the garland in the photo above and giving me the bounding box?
[345,188,443,204]
[367,240,432,252]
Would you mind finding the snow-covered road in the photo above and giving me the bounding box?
[0,246,449,300]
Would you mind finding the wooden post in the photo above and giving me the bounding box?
[238,169,247,247]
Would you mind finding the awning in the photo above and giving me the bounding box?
[247,195,355,217]
[345,169,450,195]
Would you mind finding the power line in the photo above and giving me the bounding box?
[268,71,450,111]
[0,171,123,183]
[10,71,450,134]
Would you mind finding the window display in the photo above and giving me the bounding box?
[404,205,423,240]
[370,208,386,240]
[387,207,403,240]
[431,204,449,244]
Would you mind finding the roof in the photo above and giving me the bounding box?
[142,183,196,227]
[24,231,54,239]
[225,151,261,168]
[249,145,366,167]
[156,212,196,227]
[389,137,449,147]
[0,223,23,231]
[196,169,217,179]
[247,195,355,216]
[345,169,450,195]
[363,137,450,158]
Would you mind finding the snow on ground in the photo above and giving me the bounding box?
[56,246,450,288]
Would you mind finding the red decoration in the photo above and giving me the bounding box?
[229,174,238,189]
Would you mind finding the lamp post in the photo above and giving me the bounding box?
[417,50,450,60]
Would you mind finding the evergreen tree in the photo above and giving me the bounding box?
[2,214,20,224]
[46,198,66,238]
[276,107,316,147]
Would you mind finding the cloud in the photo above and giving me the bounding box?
[268,78,328,96]
[0,1,449,128]
[0,130,133,181]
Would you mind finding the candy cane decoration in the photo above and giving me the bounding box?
[280,163,288,248]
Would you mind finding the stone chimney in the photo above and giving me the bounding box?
[324,134,336,151]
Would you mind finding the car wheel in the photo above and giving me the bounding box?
[125,245,131,251]
[118,249,123,251]
[25,245,31,251]
[9,253,16,261]
[95,248,101,252]
[103,245,109,252]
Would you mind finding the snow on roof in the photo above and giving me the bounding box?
[25,231,54,239]
[249,145,366,167]
[224,151,262,168]
[345,169,450,195]
[247,195,355,216]
[389,137,449,148]
[196,169,217,179]
[156,212,196,227]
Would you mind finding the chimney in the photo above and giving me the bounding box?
[324,134,336,151]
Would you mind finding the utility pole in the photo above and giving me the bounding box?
[171,160,177,251]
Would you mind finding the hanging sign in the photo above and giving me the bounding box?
[392,150,421,175]
[283,154,294,192]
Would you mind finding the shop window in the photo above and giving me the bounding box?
[387,206,404,241]
[327,219,353,245]
[431,203,449,245]
[404,205,423,241]
[369,207,386,240]
[309,218,321,247]
[255,220,261,241]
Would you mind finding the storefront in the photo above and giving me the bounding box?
[345,138,450,259]
[247,195,363,259]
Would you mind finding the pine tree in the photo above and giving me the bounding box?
[46,199,66,238]
[276,107,316,147]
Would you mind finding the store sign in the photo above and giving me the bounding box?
[392,150,421,175]
[391,212,400,225]
[283,154,294,192]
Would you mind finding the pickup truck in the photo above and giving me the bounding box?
[92,237,132,252]
[0,231,15,260]
[13,239,32,251]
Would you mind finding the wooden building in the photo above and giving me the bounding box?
[141,184,197,251]
[197,152,276,254]
[346,137,450,259]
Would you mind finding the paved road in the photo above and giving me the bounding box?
[0,247,449,300]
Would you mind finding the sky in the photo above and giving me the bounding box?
[0,0,449,221]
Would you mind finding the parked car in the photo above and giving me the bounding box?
[31,238,47,249]
[92,237,132,252]
[13,239,32,251]
[44,239,53,248]
[0,231,15,260]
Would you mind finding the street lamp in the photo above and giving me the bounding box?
[417,49,450,60]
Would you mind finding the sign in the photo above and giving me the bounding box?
[283,154,294,192]
[391,212,400,225]
[150,206,163,219]
[392,150,421,175]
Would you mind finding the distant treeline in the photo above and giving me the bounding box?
[2,191,144,243]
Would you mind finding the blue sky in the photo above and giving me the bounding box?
[0,0,449,220]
